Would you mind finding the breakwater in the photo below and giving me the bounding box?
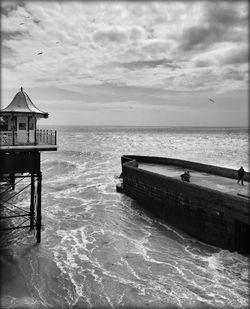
[120,155,250,255]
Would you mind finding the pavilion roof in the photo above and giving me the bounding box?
[0,87,49,118]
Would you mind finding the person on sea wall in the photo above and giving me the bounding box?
[237,166,245,185]
[181,171,191,182]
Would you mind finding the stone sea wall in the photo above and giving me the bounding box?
[120,155,250,255]
[121,155,250,182]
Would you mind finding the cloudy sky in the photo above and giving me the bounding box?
[1,0,249,126]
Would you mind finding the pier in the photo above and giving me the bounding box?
[0,87,57,243]
[118,155,250,255]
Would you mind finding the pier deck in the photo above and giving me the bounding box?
[139,163,250,199]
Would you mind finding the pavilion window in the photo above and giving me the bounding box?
[19,122,26,130]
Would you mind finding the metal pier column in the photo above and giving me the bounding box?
[10,173,15,190]
[36,172,42,243]
[30,173,35,230]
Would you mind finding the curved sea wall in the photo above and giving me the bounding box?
[121,155,250,182]
[120,155,250,255]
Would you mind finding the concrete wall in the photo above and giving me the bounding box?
[122,155,250,182]
[121,155,250,254]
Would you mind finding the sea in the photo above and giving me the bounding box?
[0,126,249,309]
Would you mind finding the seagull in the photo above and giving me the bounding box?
[37,52,43,55]
[55,41,60,44]
[208,98,215,103]
[19,22,25,25]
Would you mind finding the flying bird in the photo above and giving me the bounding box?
[208,98,215,103]
[56,41,60,44]
[37,52,43,55]
[19,22,25,25]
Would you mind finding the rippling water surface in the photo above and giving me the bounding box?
[1,126,249,309]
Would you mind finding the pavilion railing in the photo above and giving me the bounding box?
[0,130,57,146]
[35,129,57,145]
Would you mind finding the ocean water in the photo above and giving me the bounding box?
[0,126,249,309]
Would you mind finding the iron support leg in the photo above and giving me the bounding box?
[10,173,15,190]
[30,173,35,230]
[36,172,42,243]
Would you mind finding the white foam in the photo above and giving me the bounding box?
[206,255,220,270]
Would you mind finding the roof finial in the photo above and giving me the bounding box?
[21,86,23,92]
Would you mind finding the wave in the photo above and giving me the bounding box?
[42,159,81,179]
[59,150,109,160]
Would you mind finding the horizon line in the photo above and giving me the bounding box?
[38,124,249,128]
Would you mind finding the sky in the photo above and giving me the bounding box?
[1,0,249,126]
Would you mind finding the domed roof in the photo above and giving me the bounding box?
[0,87,49,118]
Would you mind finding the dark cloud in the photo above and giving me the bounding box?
[178,2,247,52]
[203,2,248,27]
[0,1,24,16]
[179,23,244,52]
[2,30,25,40]
[111,59,181,70]
[179,25,218,51]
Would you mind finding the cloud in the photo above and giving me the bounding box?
[108,59,180,70]
[223,70,245,81]
[203,1,248,27]
[129,26,146,41]
[141,39,171,55]
[191,42,249,69]
[177,2,248,52]
[1,1,248,96]
[219,45,249,65]
[2,30,24,40]
[195,59,213,68]
[1,1,25,16]
[179,25,212,51]
[178,22,245,53]
[93,27,128,45]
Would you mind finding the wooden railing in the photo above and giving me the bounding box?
[0,130,57,146]
[35,129,57,145]
[0,131,14,145]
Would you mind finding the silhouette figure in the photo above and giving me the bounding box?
[237,166,245,185]
[181,171,191,182]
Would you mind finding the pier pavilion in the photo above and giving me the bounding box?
[0,87,57,242]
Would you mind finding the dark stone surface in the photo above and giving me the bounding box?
[120,155,250,255]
